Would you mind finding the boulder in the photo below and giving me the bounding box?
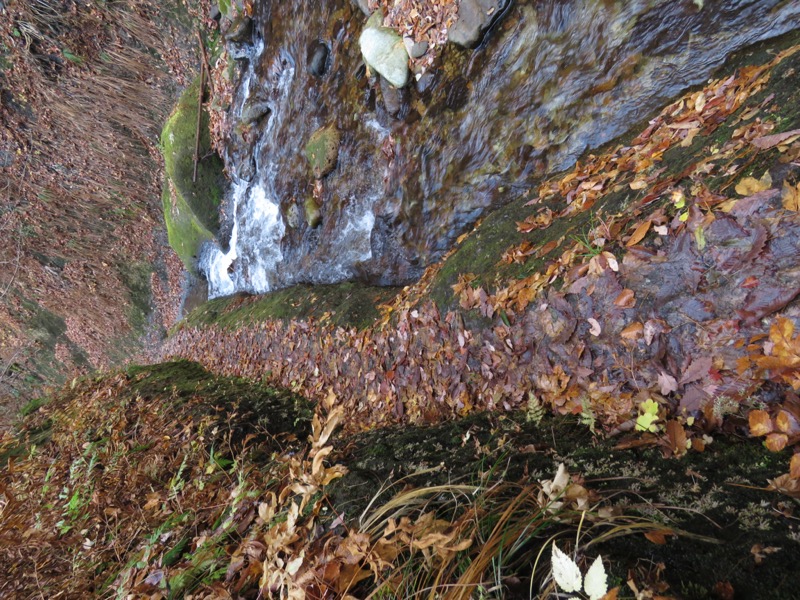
[304,125,340,179]
[448,0,508,48]
[359,26,409,88]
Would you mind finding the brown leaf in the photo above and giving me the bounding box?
[620,322,644,340]
[665,420,687,456]
[790,454,800,479]
[680,356,712,385]
[748,410,773,437]
[751,128,800,149]
[658,371,679,395]
[767,474,800,499]
[626,220,651,246]
[629,179,648,190]
[613,289,636,309]
[599,588,620,600]
[644,529,673,545]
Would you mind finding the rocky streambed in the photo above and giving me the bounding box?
[197,0,800,298]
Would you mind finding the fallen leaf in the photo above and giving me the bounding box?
[665,420,688,456]
[626,220,651,247]
[658,371,679,395]
[751,128,800,149]
[751,544,782,565]
[613,289,636,309]
[629,179,648,190]
[749,410,773,437]
[644,529,673,545]
[735,171,772,196]
[782,180,799,211]
[620,322,643,340]
[791,454,800,479]
[765,432,788,452]
[588,318,602,337]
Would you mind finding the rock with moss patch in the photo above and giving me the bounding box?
[359,22,409,88]
[304,125,340,179]
[304,196,322,228]
[160,77,225,272]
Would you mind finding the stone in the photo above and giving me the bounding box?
[359,26,409,88]
[285,202,302,229]
[379,75,403,117]
[224,14,252,44]
[240,98,271,125]
[304,125,340,179]
[403,37,428,59]
[352,0,371,16]
[447,0,508,48]
[304,196,322,228]
[307,40,330,78]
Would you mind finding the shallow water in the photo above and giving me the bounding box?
[201,0,800,298]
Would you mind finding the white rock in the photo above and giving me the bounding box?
[359,27,409,88]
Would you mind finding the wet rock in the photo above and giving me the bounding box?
[380,75,403,117]
[307,40,330,78]
[304,196,322,228]
[304,125,340,178]
[285,202,302,229]
[240,98,271,125]
[403,37,428,59]
[415,71,436,95]
[359,24,409,88]
[236,154,256,182]
[224,14,253,44]
[352,0,371,16]
[448,0,509,48]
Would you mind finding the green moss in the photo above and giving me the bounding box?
[161,76,225,271]
[182,282,400,331]
[304,124,340,178]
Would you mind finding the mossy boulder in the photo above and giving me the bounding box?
[161,76,226,272]
[304,124,340,179]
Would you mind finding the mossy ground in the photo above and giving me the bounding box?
[161,76,225,272]
[181,282,400,330]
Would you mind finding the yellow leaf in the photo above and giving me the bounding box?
[790,453,800,479]
[782,180,800,211]
[765,432,788,452]
[629,179,647,190]
[735,171,772,196]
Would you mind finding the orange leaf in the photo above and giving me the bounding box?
[626,220,651,247]
[765,433,788,452]
[790,454,800,479]
[614,288,636,309]
[666,420,687,456]
[644,529,673,545]
[748,410,773,437]
[775,410,800,435]
[600,588,620,600]
[620,322,644,340]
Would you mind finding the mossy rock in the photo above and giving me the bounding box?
[304,124,340,179]
[304,196,322,228]
[161,76,226,272]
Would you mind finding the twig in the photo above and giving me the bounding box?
[192,31,208,184]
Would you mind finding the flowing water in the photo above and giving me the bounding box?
[201,0,800,298]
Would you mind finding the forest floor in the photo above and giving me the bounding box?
[2,11,800,600]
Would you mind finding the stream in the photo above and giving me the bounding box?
[200,0,800,298]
